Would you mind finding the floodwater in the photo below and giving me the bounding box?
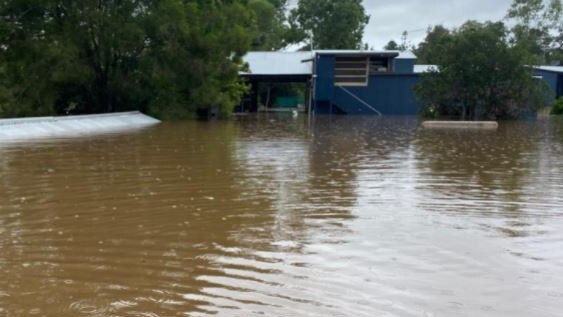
[1,115,563,317]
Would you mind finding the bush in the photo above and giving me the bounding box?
[414,21,546,120]
[551,98,563,115]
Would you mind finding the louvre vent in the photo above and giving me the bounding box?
[334,56,368,86]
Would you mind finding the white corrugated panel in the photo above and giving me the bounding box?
[0,111,160,141]
[414,65,438,73]
[534,66,563,73]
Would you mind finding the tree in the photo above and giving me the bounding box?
[413,25,452,64]
[398,30,412,51]
[287,0,370,49]
[249,0,287,50]
[384,40,399,50]
[550,97,563,114]
[140,1,254,119]
[0,0,255,119]
[384,31,414,52]
[506,0,563,64]
[415,21,547,120]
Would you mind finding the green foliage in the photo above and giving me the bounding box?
[551,97,563,114]
[140,0,253,119]
[248,0,287,50]
[384,40,399,50]
[415,21,548,120]
[506,0,563,64]
[383,32,413,52]
[414,25,452,64]
[0,0,254,119]
[287,0,370,49]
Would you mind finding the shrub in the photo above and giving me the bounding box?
[551,98,563,115]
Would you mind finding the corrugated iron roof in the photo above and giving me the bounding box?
[242,50,410,76]
[314,50,400,58]
[242,51,314,76]
[0,112,160,142]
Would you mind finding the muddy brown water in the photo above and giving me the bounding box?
[1,115,563,317]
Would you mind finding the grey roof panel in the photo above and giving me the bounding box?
[242,52,314,76]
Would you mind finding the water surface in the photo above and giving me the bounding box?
[1,115,563,316]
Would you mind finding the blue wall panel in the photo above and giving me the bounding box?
[535,69,559,99]
[394,58,415,73]
[313,55,335,114]
[534,69,563,100]
[333,75,421,115]
[313,54,421,115]
[314,55,420,115]
[314,55,334,100]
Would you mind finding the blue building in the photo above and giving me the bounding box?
[241,50,560,115]
[241,50,433,115]
[311,50,430,115]
[534,66,563,100]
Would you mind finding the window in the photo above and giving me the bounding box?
[369,57,392,74]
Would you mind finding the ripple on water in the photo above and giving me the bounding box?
[68,299,112,316]
[1,118,563,316]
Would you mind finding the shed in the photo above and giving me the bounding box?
[240,52,314,112]
[311,50,422,115]
[241,50,427,115]
[534,66,563,100]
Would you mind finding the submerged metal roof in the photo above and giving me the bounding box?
[0,111,160,142]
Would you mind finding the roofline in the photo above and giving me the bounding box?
[532,66,563,74]
[245,50,401,58]
[313,51,399,58]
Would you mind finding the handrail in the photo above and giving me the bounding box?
[336,86,382,116]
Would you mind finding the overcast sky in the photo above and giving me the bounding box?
[288,0,515,50]
[364,0,514,49]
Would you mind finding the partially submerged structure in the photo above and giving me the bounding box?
[0,111,160,141]
[241,50,433,115]
[242,50,563,116]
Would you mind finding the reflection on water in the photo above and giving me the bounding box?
[1,116,563,316]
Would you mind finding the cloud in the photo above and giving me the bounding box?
[362,0,514,49]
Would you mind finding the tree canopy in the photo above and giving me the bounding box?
[413,25,452,64]
[0,0,257,119]
[248,0,288,50]
[287,0,370,49]
[506,0,562,64]
[411,0,561,119]
[383,31,413,52]
[383,40,399,50]
[415,21,547,120]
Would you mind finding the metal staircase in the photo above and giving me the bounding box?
[336,86,382,116]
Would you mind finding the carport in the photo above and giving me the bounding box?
[239,52,314,113]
